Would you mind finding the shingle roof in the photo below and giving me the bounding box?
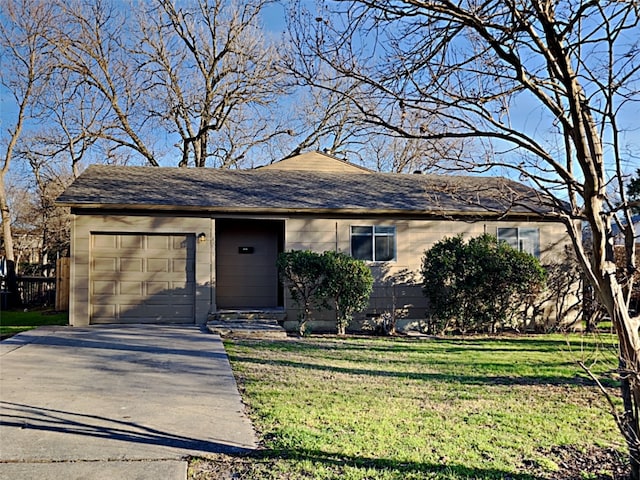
[57,165,555,217]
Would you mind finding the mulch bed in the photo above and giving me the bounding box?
[529,445,629,480]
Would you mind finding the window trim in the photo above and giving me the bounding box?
[350,225,397,262]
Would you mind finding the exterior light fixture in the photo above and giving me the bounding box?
[197,233,207,244]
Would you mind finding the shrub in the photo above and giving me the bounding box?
[277,250,374,335]
[323,251,374,335]
[277,250,329,335]
[421,234,546,334]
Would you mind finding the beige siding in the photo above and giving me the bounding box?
[283,216,572,332]
[70,214,213,327]
[286,219,341,252]
[70,211,572,331]
[259,152,371,173]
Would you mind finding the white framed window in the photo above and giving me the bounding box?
[351,225,396,262]
[497,227,540,257]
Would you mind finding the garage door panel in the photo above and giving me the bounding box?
[90,233,195,324]
[173,236,189,249]
[93,235,117,248]
[147,281,170,295]
[119,304,193,319]
[145,296,193,305]
[171,259,188,273]
[121,258,144,272]
[147,258,170,272]
[94,294,150,303]
[93,257,117,272]
[90,304,116,319]
[147,235,170,249]
[119,281,144,295]
[93,281,116,295]
[119,235,144,249]
[146,291,182,302]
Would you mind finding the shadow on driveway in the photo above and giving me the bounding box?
[0,326,257,463]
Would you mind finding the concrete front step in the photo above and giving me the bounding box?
[206,321,289,339]
[207,309,289,338]
[209,309,287,323]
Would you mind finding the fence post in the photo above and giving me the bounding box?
[56,257,70,311]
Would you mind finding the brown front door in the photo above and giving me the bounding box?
[215,220,283,309]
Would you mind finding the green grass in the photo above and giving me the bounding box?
[193,334,624,479]
[0,308,68,337]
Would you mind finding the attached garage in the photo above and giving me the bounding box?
[90,233,196,324]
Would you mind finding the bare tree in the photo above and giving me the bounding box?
[5,180,40,271]
[283,0,467,171]
[136,0,289,167]
[50,0,160,166]
[269,80,370,162]
[0,0,55,264]
[47,0,294,168]
[21,74,112,179]
[293,0,640,475]
[29,164,72,272]
[363,130,461,173]
[6,171,70,276]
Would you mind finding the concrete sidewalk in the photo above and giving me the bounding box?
[0,325,258,480]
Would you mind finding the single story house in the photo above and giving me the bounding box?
[57,151,571,331]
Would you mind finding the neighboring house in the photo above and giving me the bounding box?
[57,151,571,331]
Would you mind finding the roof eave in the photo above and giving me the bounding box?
[60,202,552,218]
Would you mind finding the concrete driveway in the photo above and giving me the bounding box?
[0,325,257,480]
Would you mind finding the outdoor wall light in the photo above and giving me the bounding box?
[197,232,207,244]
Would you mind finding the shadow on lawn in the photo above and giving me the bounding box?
[237,336,618,362]
[277,335,615,353]
[242,447,545,480]
[231,353,611,387]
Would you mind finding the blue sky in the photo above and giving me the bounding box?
[1,0,638,185]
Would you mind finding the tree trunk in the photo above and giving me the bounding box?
[621,367,640,479]
[4,260,21,308]
[603,274,640,479]
[299,300,311,336]
[0,174,14,262]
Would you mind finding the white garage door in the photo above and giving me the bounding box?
[90,233,195,324]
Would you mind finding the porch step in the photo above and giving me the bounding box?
[209,309,287,323]
[206,309,288,339]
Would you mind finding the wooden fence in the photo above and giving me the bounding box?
[55,257,70,311]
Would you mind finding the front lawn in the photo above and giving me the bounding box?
[190,334,626,479]
[0,309,69,338]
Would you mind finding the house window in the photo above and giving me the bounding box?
[351,226,396,262]
[497,227,540,257]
